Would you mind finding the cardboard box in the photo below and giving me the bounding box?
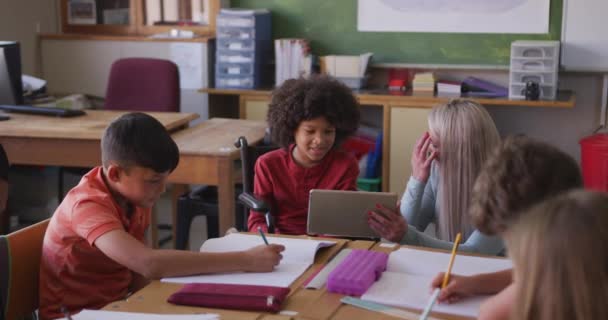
[321,53,372,78]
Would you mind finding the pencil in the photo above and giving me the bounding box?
[257,226,269,245]
[61,305,73,320]
[441,232,462,288]
[419,232,462,320]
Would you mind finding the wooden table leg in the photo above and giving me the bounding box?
[217,159,235,235]
[171,183,188,249]
[149,206,159,249]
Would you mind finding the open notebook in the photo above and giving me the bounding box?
[59,310,219,320]
[162,233,335,288]
[361,248,513,318]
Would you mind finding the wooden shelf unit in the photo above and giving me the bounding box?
[60,0,220,37]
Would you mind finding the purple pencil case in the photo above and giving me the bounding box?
[326,249,388,296]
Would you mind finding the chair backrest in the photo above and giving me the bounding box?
[234,136,279,194]
[0,219,49,320]
[0,144,8,235]
[104,58,180,112]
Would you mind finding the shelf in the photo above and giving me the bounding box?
[201,87,576,109]
[39,33,213,43]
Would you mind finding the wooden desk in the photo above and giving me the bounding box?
[259,240,376,320]
[330,243,506,320]
[0,110,197,167]
[103,235,349,319]
[102,238,507,320]
[0,112,267,238]
[169,118,267,235]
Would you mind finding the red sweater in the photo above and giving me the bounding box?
[247,145,359,235]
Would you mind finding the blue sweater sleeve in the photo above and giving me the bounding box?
[398,163,504,255]
[400,227,505,255]
[400,172,437,231]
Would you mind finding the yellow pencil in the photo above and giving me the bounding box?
[419,233,462,320]
[442,232,462,288]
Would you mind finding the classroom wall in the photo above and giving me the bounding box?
[488,73,601,163]
[230,0,562,65]
[229,0,601,162]
[0,0,59,75]
[425,69,602,162]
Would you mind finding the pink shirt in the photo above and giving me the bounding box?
[39,167,150,320]
[248,146,359,235]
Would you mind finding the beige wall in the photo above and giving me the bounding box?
[2,2,605,163]
[488,73,602,163]
[0,0,59,76]
[424,69,603,163]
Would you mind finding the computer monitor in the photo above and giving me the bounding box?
[0,41,23,105]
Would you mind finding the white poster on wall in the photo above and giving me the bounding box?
[170,43,203,89]
[357,0,550,34]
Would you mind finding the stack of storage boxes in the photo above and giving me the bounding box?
[509,40,560,100]
[215,9,271,89]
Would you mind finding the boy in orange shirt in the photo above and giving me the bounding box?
[39,113,284,319]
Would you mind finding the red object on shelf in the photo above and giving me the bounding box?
[580,133,608,192]
[342,136,374,160]
[388,68,411,90]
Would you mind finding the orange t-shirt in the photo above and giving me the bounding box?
[39,167,150,320]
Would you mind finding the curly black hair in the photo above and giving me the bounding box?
[267,75,360,148]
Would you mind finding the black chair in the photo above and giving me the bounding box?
[0,144,9,234]
[234,136,277,233]
[174,136,277,250]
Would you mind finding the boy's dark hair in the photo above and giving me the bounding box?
[267,75,360,148]
[101,112,179,173]
[470,135,582,235]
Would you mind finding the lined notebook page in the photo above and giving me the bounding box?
[59,310,219,320]
[361,248,512,318]
[161,234,335,287]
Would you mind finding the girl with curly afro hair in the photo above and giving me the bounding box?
[247,75,361,235]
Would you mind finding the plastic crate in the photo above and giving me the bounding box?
[357,177,381,192]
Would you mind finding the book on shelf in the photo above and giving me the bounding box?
[412,72,435,96]
[461,77,508,97]
[436,80,462,96]
[275,38,313,87]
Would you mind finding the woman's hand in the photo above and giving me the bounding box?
[411,132,437,183]
[367,203,408,243]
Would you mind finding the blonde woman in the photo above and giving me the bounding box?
[505,190,608,320]
[368,99,503,254]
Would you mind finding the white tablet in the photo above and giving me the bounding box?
[307,189,398,238]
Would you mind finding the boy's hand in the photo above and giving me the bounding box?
[367,204,408,243]
[244,244,285,272]
[430,272,477,303]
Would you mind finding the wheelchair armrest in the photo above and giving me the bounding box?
[238,192,270,212]
[238,192,274,233]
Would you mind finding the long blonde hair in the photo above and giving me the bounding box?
[428,99,499,241]
[506,190,608,320]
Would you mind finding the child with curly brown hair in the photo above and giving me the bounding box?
[429,135,582,320]
[247,75,361,235]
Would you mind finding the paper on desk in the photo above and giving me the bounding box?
[22,74,46,92]
[162,233,335,287]
[58,309,219,320]
[361,248,512,318]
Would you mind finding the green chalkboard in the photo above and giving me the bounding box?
[230,0,562,66]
